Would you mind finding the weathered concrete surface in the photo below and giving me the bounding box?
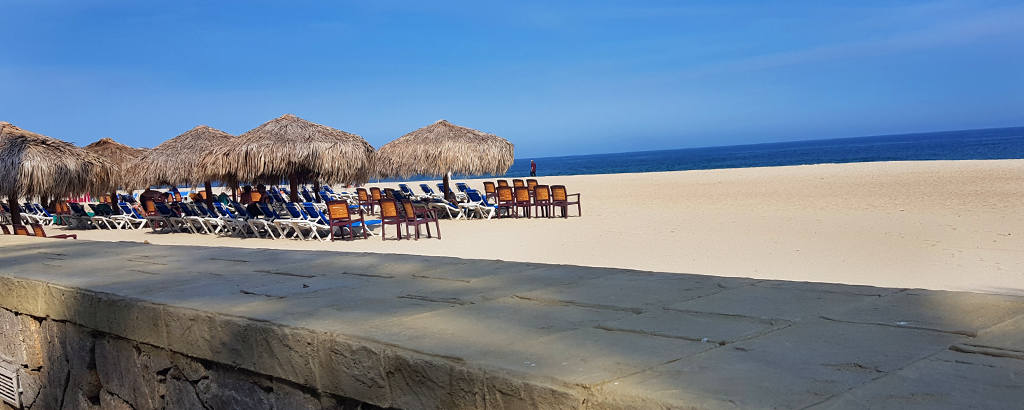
[2,235,1024,409]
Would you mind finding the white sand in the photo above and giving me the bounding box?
[71,160,1024,295]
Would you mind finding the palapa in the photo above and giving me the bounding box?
[376,119,514,201]
[125,125,234,208]
[199,114,376,202]
[84,137,148,198]
[1,121,116,226]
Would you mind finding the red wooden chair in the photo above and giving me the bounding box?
[401,200,440,240]
[326,200,366,241]
[550,185,581,218]
[13,225,31,235]
[532,185,552,218]
[356,188,375,214]
[483,182,498,203]
[512,179,525,188]
[514,186,532,218]
[497,179,509,187]
[378,199,404,240]
[30,223,77,239]
[1,224,10,234]
[495,186,515,218]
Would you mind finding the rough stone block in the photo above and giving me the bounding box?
[0,276,45,317]
[253,323,319,388]
[667,284,884,321]
[315,333,390,407]
[163,307,257,370]
[807,349,1024,409]
[382,349,455,410]
[601,319,966,410]
[825,290,1024,336]
[95,336,170,410]
[482,375,583,410]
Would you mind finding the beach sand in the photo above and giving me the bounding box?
[73,159,1024,296]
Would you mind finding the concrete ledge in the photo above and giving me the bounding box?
[2,236,1024,409]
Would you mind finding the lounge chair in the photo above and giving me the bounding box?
[398,184,420,199]
[194,202,229,234]
[155,202,192,233]
[255,203,288,239]
[551,185,581,218]
[232,201,276,238]
[31,223,77,239]
[301,202,334,241]
[177,203,212,234]
[214,202,250,237]
[31,204,56,226]
[464,189,498,219]
[67,203,102,229]
[114,203,151,229]
[419,184,442,200]
[401,200,440,240]
[283,203,318,240]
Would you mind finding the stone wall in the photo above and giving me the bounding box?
[0,307,384,410]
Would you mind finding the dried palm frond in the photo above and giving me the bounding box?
[375,119,514,179]
[199,114,376,186]
[0,121,116,199]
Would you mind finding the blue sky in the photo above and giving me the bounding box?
[2,1,1022,157]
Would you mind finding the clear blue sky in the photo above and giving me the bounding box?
[2,1,1022,157]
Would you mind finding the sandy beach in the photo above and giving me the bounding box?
[69,159,1024,296]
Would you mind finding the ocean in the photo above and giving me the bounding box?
[499,126,1024,179]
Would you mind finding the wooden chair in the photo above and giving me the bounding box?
[172,191,183,202]
[483,181,498,203]
[526,179,538,192]
[143,200,158,216]
[1,224,10,234]
[550,185,581,218]
[378,199,404,240]
[497,179,509,187]
[13,225,30,235]
[326,200,366,241]
[401,200,440,240]
[495,186,515,218]
[31,223,77,239]
[356,188,375,214]
[532,185,552,218]
[512,179,525,188]
[370,187,384,212]
[514,186,532,218]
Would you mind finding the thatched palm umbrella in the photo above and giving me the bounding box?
[376,119,514,202]
[0,121,116,226]
[126,125,234,209]
[84,137,148,203]
[200,114,376,203]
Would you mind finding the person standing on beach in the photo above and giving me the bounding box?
[530,160,537,177]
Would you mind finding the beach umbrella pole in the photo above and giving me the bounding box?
[8,196,21,226]
[204,181,215,209]
[443,172,454,203]
[289,173,300,203]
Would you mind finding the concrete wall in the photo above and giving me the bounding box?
[0,276,587,410]
[0,306,384,410]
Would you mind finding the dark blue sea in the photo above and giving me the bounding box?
[498,126,1024,178]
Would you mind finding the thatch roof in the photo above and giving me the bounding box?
[199,114,376,185]
[375,119,514,179]
[126,125,234,189]
[84,137,148,184]
[84,138,148,167]
[0,121,117,199]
